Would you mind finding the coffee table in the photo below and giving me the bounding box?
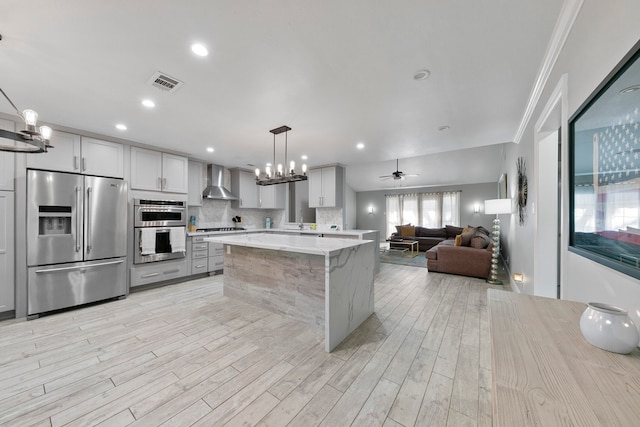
[387,240,419,258]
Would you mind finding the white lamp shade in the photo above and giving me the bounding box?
[485,198,512,215]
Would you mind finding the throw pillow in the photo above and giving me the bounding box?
[395,224,411,234]
[399,225,415,237]
[445,225,464,238]
[476,226,491,236]
[470,233,491,249]
[460,228,476,246]
[454,235,462,246]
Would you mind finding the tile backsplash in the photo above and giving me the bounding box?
[189,199,285,230]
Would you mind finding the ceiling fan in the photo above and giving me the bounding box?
[379,159,419,181]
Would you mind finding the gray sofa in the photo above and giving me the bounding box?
[389,225,464,252]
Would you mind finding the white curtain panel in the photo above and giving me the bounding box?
[386,191,461,236]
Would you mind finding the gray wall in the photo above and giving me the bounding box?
[356,182,498,241]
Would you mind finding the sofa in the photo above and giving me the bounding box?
[389,225,465,252]
[426,240,493,279]
[425,226,494,279]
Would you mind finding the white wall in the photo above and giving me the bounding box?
[355,182,498,241]
[501,1,640,324]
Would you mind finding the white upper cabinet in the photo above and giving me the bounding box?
[308,165,343,208]
[161,153,189,193]
[27,131,81,173]
[231,169,259,208]
[0,119,15,190]
[259,184,285,209]
[80,137,124,178]
[27,132,124,178]
[130,147,188,193]
[187,160,205,206]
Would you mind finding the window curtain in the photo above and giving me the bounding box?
[386,191,461,236]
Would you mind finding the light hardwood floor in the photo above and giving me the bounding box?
[0,263,504,426]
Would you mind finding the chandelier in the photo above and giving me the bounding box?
[0,88,53,153]
[255,125,308,186]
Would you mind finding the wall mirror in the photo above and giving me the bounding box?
[569,39,640,280]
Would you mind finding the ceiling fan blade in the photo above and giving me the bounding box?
[380,176,392,181]
[405,173,420,177]
[379,174,392,178]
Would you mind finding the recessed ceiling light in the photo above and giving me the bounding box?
[438,125,450,132]
[414,69,430,81]
[191,43,208,57]
[206,147,214,153]
[115,123,127,131]
[356,143,365,149]
[301,155,308,160]
[619,84,640,94]
[266,162,272,167]
[142,99,155,108]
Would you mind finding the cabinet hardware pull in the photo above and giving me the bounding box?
[163,178,167,189]
[86,187,92,252]
[141,272,160,278]
[36,259,124,274]
[163,269,179,274]
[82,157,87,171]
[157,177,162,189]
[74,156,79,170]
[75,187,81,252]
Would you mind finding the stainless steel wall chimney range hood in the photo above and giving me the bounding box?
[202,164,238,200]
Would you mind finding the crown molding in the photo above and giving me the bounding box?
[513,0,584,144]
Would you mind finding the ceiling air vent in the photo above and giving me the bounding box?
[147,71,184,93]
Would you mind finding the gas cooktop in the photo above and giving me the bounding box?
[195,227,246,232]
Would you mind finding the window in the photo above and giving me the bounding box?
[386,191,460,236]
[569,38,640,280]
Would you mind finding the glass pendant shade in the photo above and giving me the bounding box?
[39,125,52,141]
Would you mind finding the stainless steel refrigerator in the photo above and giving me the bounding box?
[26,169,128,317]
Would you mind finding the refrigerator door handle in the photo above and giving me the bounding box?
[75,186,82,252]
[86,187,93,252]
[34,259,125,274]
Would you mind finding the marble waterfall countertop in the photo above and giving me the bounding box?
[203,232,371,256]
[189,228,378,239]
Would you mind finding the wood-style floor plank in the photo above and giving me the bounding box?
[0,263,504,426]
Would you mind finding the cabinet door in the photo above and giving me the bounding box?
[81,137,124,178]
[130,147,163,191]
[0,191,14,312]
[259,184,285,209]
[308,168,323,207]
[27,131,81,173]
[188,161,204,206]
[238,171,259,208]
[161,153,188,194]
[0,119,15,190]
[321,167,337,207]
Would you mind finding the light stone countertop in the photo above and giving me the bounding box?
[188,228,378,238]
[204,232,373,256]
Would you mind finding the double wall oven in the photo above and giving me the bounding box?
[133,199,186,264]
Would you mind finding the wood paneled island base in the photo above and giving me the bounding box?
[488,289,640,426]
[206,233,376,352]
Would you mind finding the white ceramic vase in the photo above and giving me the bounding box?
[579,302,640,354]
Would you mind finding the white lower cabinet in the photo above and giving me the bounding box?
[130,258,187,288]
[209,241,224,272]
[0,191,14,312]
[190,235,208,275]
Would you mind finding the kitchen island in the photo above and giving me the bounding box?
[204,233,376,352]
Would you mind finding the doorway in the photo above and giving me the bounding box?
[534,74,567,299]
[537,130,561,298]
